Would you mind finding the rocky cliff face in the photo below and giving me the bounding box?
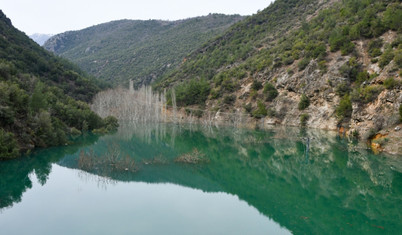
[203,31,402,155]
[228,32,402,155]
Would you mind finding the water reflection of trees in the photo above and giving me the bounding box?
[66,123,402,234]
[2,123,401,234]
[0,134,100,210]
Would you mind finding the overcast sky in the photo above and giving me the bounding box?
[1,0,274,35]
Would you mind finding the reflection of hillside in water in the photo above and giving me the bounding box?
[59,123,402,234]
[0,134,101,211]
[1,123,401,234]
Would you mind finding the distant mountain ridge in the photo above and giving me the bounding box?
[44,14,244,86]
[29,33,53,46]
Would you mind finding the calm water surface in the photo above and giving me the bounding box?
[1,123,401,234]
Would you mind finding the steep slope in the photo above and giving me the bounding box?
[155,0,402,153]
[29,33,53,46]
[0,10,117,159]
[43,14,244,86]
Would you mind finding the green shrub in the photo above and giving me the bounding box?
[368,39,383,57]
[244,103,252,113]
[356,71,370,85]
[339,57,359,81]
[175,79,210,106]
[298,94,310,110]
[340,41,355,55]
[318,60,327,73]
[383,3,402,31]
[400,105,402,122]
[30,82,48,112]
[0,129,19,159]
[300,113,309,127]
[252,100,267,119]
[70,127,82,137]
[394,49,402,68]
[283,57,294,65]
[351,85,384,103]
[223,95,236,105]
[383,77,397,89]
[336,82,351,97]
[379,48,394,69]
[298,58,310,71]
[103,116,119,132]
[336,95,352,121]
[221,78,238,92]
[209,88,221,99]
[263,82,278,101]
[329,31,349,52]
[251,80,263,91]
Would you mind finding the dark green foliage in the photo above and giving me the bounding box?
[399,105,402,122]
[356,71,370,85]
[252,100,267,119]
[329,30,349,52]
[244,103,252,113]
[263,82,278,101]
[368,39,383,57]
[30,82,48,112]
[318,60,327,73]
[298,94,310,110]
[103,116,119,132]
[0,11,117,159]
[382,3,402,32]
[340,41,355,55]
[0,11,104,102]
[298,58,310,71]
[223,95,236,105]
[339,57,360,81]
[300,113,309,127]
[394,49,402,68]
[0,129,19,158]
[336,82,351,97]
[383,77,397,89]
[336,95,352,122]
[251,80,263,91]
[221,77,238,93]
[175,79,210,106]
[351,85,384,103]
[379,47,394,68]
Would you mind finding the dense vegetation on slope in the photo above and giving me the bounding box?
[156,0,401,122]
[44,14,243,86]
[0,10,117,159]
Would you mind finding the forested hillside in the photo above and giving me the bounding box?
[155,0,402,152]
[0,10,117,159]
[43,14,243,86]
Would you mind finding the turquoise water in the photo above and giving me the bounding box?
[1,123,401,234]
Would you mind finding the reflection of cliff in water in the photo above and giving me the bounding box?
[59,123,402,234]
[0,134,101,211]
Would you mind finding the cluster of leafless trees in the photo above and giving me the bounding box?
[91,80,248,127]
[91,81,168,123]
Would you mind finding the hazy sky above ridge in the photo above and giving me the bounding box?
[1,0,274,35]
